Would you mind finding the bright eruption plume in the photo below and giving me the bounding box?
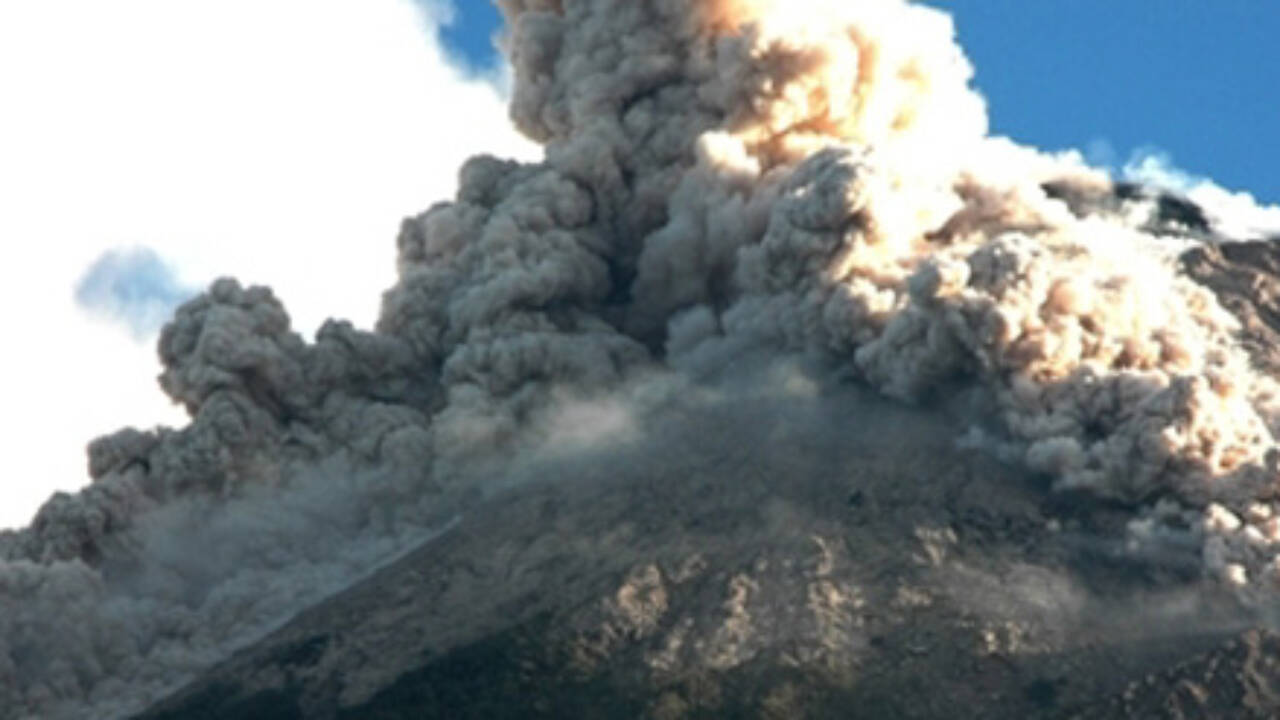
[4,1,1280,718]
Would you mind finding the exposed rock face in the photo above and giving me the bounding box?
[1181,241,1280,376]
[131,369,1278,720]
[1089,629,1280,720]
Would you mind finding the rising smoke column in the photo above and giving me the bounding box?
[4,0,1280,717]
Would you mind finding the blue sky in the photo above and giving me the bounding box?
[439,1,1279,204]
[74,247,198,339]
[437,0,504,70]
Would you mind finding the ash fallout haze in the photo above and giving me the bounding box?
[2,1,1280,719]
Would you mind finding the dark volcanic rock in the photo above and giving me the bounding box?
[1181,240,1280,374]
[1041,179,1214,240]
[131,381,1275,720]
[1084,629,1280,720]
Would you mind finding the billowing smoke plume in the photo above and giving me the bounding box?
[5,1,1280,717]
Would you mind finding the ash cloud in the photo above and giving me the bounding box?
[6,1,1280,718]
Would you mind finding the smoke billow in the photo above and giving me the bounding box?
[5,0,1280,717]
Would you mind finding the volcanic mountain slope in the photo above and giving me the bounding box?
[132,275,1280,720]
[136,237,1280,720]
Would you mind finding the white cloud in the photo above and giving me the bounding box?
[1122,148,1280,240]
[0,0,536,529]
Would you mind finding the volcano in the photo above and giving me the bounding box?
[5,1,1280,718]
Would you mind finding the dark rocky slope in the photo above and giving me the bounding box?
[132,236,1280,720]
